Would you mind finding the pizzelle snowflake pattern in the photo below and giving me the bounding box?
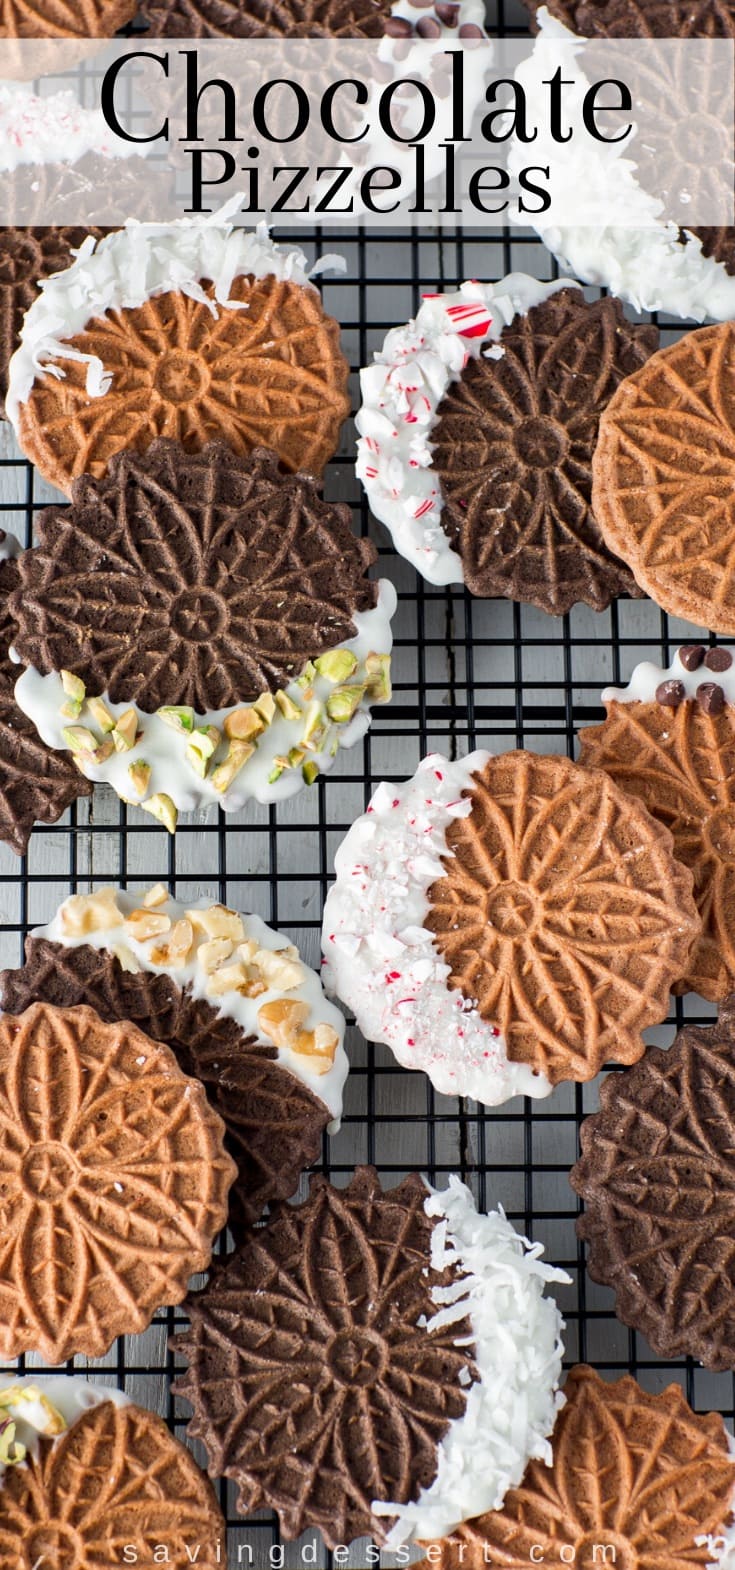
[171,1168,474,1547]
[430,290,657,613]
[425,751,700,1084]
[593,323,735,634]
[140,0,394,34]
[0,0,135,33]
[0,544,91,856]
[0,1400,224,1569]
[571,997,735,1369]
[17,272,350,491]
[579,697,735,1001]
[0,1002,235,1363]
[417,1366,735,1570]
[0,934,332,1230]
[9,442,378,711]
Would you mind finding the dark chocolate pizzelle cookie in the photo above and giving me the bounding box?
[0,935,330,1230]
[9,441,378,710]
[430,289,657,614]
[141,0,395,33]
[571,996,735,1369]
[171,1168,477,1546]
[0,540,91,855]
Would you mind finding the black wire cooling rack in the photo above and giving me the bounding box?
[0,3,733,1562]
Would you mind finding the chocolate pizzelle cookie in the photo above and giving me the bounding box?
[0,0,134,33]
[6,218,350,494]
[593,325,735,633]
[357,278,654,611]
[140,0,484,35]
[0,885,348,1230]
[171,1168,568,1547]
[579,644,735,1001]
[9,440,394,829]
[322,751,700,1101]
[525,0,735,36]
[571,996,735,1369]
[0,1377,225,1568]
[0,532,91,855]
[417,1365,735,1569]
[0,1000,235,1363]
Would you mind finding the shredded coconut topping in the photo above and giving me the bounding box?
[355,274,574,584]
[374,1175,569,1544]
[321,752,552,1105]
[6,205,346,420]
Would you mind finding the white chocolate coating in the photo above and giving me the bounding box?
[355,275,575,584]
[6,211,345,421]
[375,1175,568,1545]
[0,82,148,174]
[321,752,552,1105]
[602,649,735,706]
[0,1375,130,1476]
[521,8,735,324]
[12,581,396,818]
[38,886,348,1121]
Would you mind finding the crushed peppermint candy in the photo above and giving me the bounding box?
[355,274,575,586]
[0,83,148,174]
[321,753,552,1106]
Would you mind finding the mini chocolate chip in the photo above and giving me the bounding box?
[416,14,441,33]
[655,679,686,708]
[697,681,726,715]
[435,2,460,21]
[458,20,484,33]
[384,14,414,32]
[704,647,734,672]
[678,643,705,671]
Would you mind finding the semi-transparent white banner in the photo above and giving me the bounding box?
[0,37,732,228]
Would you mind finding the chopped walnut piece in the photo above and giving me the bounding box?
[60,888,123,937]
[150,918,194,967]
[142,884,169,909]
[126,910,171,943]
[257,999,311,1048]
[255,948,305,992]
[198,937,234,973]
[187,905,245,942]
[293,1022,340,1071]
[206,961,250,997]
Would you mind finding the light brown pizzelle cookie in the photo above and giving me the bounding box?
[0,1001,236,1363]
[592,322,735,633]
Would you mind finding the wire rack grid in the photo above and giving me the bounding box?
[0,4,733,1562]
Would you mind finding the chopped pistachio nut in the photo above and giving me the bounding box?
[253,692,276,725]
[126,908,171,942]
[274,689,301,721]
[326,684,366,723]
[267,763,284,784]
[257,998,310,1048]
[287,746,306,767]
[60,669,85,718]
[185,725,221,778]
[150,917,195,967]
[87,696,115,734]
[143,883,169,909]
[296,660,317,690]
[61,887,123,937]
[316,649,358,682]
[302,760,319,786]
[301,700,325,746]
[112,709,139,753]
[142,793,177,834]
[128,760,151,798]
[224,707,264,742]
[190,905,245,942]
[157,706,195,734]
[365,652,392,702]
[210,740,254,794]
[62,725,99,756]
